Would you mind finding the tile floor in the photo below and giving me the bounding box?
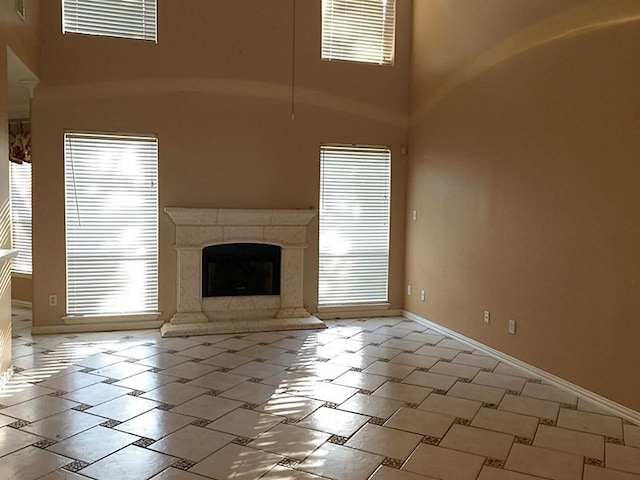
[1,306,639,480]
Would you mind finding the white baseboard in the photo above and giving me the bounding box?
[403,310,640,426]
[11,300,32,308]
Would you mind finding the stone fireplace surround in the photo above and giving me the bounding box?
[161,207,326,337]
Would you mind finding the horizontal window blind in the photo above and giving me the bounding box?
[10,161,32,275]
[62,0,157,42]
[319,145,391,305]
[64,132,158,316]
[322,0,395,65]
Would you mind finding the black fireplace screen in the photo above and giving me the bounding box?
[202,243,281,297]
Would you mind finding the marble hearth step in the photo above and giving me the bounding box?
[160,316,326,338]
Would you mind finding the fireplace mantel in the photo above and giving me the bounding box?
[161,207,326,337]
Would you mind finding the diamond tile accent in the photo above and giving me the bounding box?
[277,457,300,468]
[63,461,90,472]
[232,436,252,445]
[156,403,176,410]
[585,457,605,466]
[172,459,197,471]
[133,437,156,447]
[100,419,122,428]
[32,439,57,449]
[71,403,92,411]
[8,420,31,429]
[191,418,212,427]
[422,435,441,445]
[328,435,348,445]
[484,457,505,468]
[128,390,145,396]
[382,457,403,468]
[241,402,259,410]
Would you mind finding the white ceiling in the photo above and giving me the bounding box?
[7,47,38,120]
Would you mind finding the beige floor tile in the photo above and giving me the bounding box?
[577,398,617,416]
[448,381,506,405]
[177,344,227,359]
[261,370,313,388]
[557,408,624,438]
[339,392,405,418]
[115,409,196,439]
[39,470,93,480]
[207,408,283,438]
[478,467,548,479]
[186,370,249,391]
[472,372,527,392]
[290,362,352,380]
[625,424,640,448]
[452,353,499,370]
[297,406,370,436]
[606,443,640,475]
[157,338,203,352]
[403,371,459,391]
[149,424,234,461]
[255,394,324,420]
[90,361,151,380]
[75,353,123,369]
[493,364,535,379]
[380,338,424,352]
[372,382,432,404]
[418,393,482,420]
[429,361,481,380]
[141,382,209,405]
[0,395,78,422]
[346,423,423,460]
[170,393,243,421]
[471,407,540,438]
[0,427,44,457]
[414,345,460,360]
[385,407,454,437]
[79,445,176,480]
[583,464,640,479]
[85,394,159,421]
[504,443,583,480]
[159,361,219,380]
[403,444,484,480]
[499,394,560,421]
[520,383,578,406]
[403,332,445,345]
[350,332,394,345]
[37,371,104,392]
[229,361,287,379]
[61,382,132,406]
[364,360,416,379]
[48,426,139,462]
[114,345,163,360]
[369,465,439,480]
[332,370,388,391]
[113,371,176,391]
[296,442,384,480]
[201,352,253,369]
[534,424,604,460]
[136,353,191,369]
[21,408,105,440]
[327,352,378,369]
[357,345,405,360]
[440,424,514,460]
[0,446,70,480]
[249,423,330,460]
[218,381,281,405]
[149,468,211,480]
[389,352,440,369]
[437,338,472,351]
[260,466,326,479]
[287,379,359,403]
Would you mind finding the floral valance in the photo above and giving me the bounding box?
[9,122,31,164]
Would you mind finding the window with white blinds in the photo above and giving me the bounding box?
[64,132,158,316]
[319,145,391,306]
[322,0,395,65]
[62,0,157,42]
[10,161,32,275]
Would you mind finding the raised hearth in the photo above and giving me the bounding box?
[161,207,326,337]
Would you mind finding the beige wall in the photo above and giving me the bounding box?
[0,0,39,378]
[407,0,640,411]
[32,1,410,327]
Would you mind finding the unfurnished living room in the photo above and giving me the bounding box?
[1,0,639,479]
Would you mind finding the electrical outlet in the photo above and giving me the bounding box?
[48,294,58,306]
[420,290,425,301]
[407,285,411,296]
[412,210,417,221]
[508,319,516,335]
[483,310,490,324]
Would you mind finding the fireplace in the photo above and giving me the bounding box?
[202,243,281,297]
[161,207,326,337]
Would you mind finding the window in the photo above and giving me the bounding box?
[322,0,395,65]
[64,132,158,316]
[10,161,32,275]
[319,145,391,305]
[62,0,157,42]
